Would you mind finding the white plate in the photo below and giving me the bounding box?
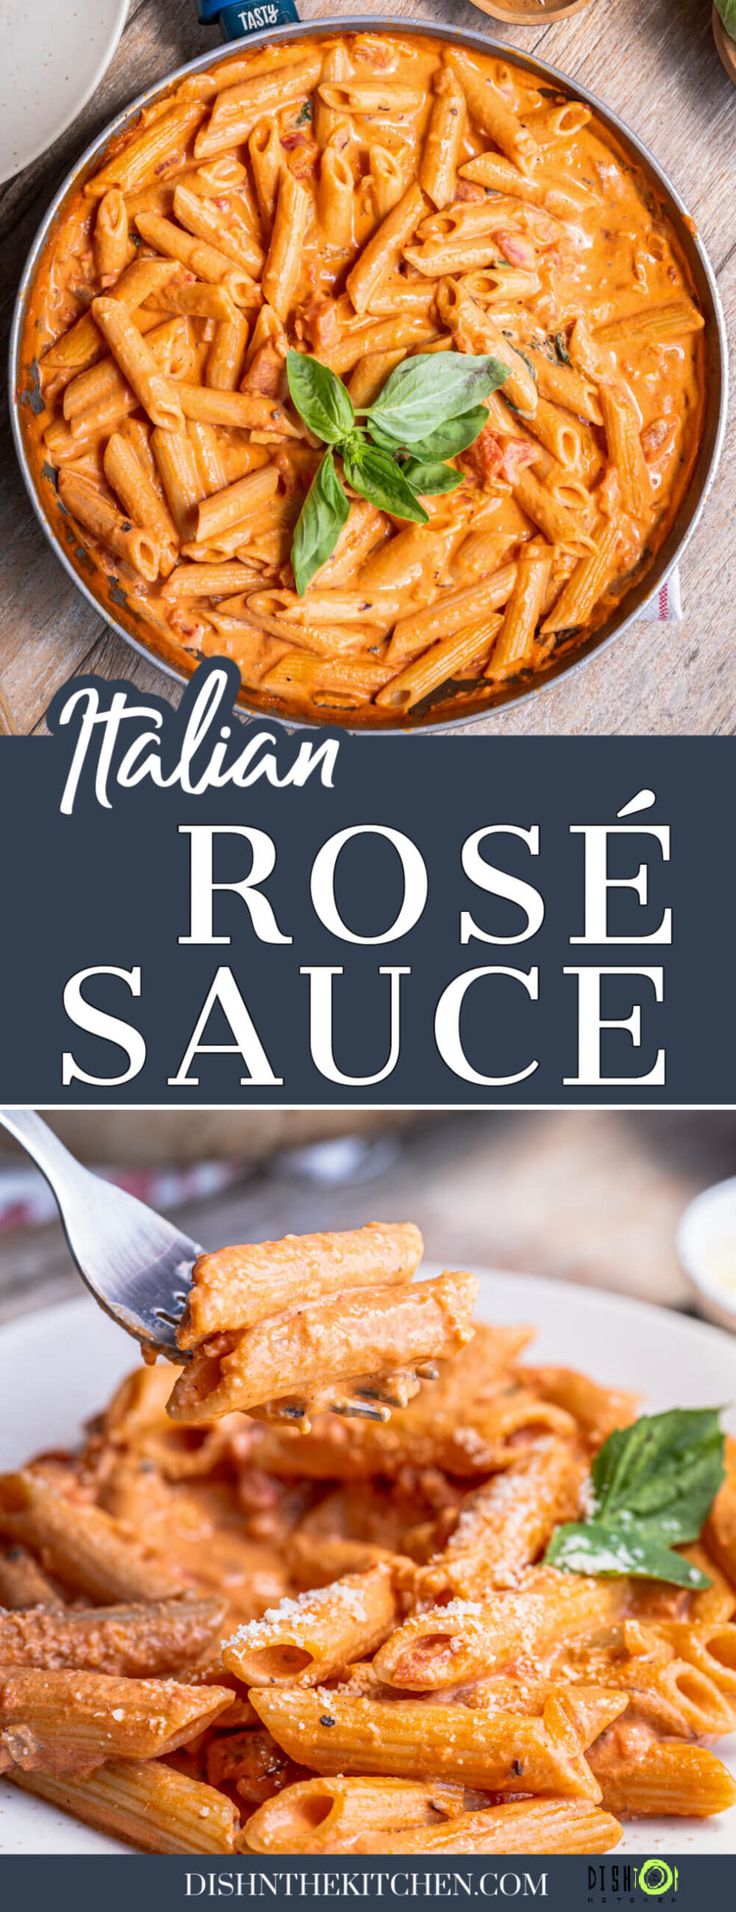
[0,0,128,185]
[1,1272,736,1856]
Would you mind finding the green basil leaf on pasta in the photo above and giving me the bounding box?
[545,1520,712,1589]
[364,352,508,444]
[401,459,464,495]
[400,407,490,462]
[286,350,355,445]
[591,1407,725,1545]
[291,450,349,595]
[343,442,429,522]
[544,1408,725,1589]
[363,420,406,453]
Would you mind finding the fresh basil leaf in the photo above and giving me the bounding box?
[554,330,571,365]
[401,459,464,496]
[286,351,354,446]
[398,407,489,462]
[546,1520,712,1589]
[291,450,349,596]
[717,0,736,39]
[364,352,508,444]
[365,410,484,460]
[343,442,428,523]
[544,1408,725,1590]
[592,1408,725,1544]
[363,420,406,453]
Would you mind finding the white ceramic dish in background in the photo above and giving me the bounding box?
[0,0,128,185]
[678,1177,736,1333]
[0,1271,735,1855]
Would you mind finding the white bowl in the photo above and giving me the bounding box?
[0,0,128,184]
[678,1176,736,1333]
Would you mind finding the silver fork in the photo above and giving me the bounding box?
[0,1111,433,1423]
[0,1109,199,1361]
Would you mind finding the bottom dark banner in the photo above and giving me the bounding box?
[0,1856,728,1908]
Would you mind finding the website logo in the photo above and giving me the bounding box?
[638,1862,679,1898]
[588,1860,679,1903]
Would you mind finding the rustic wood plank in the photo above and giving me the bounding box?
[1,0,733,734]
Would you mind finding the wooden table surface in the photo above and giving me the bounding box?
[0,0,733,736]
[2,1109,736,1324]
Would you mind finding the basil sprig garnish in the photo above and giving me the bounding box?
[291,450,349,602]
[286,349,508,595]
[546,1407,726,1588]
[342,441,429,523]
[287,353,355,446]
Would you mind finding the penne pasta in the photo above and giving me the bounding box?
[168,1271,479,1423]
[194,57,323,159]
[347,184,427,315]
[57,470,163,582]
[0,1667,233,1776]
[0,1596,226,1677]
[354,1797,623,1855]
[248,122,283,229]
[62,315,188,423]
[12,1761,239,1853]
[419,65,466,209]
[135,212,256,306]
[223,1565,397,1686]
[319,145,355,252]
[91,297,184,431]
[262,171,313,322]
[94,190,129,285]
[244,1774,466,1852]
[485,538,553,680]
[179,1222,423,1344]
[86,104,205,198]
[599,383,653,518]
[152,427,205,540]
[415,1439,586,1599]
[173,182,263,278]
[376,616,501,711]
[250,1687,601,1798]
[542,516,622,634]
[388,565,517,664]
[373,1580,623,1689]
[591,1735,736,1819]
[2,1230,734,1854]
[447,51,538,167]
[0,1546,63,1611]
[187,419,229,498]
[0,1472,186,1603]
[103,430,179,573]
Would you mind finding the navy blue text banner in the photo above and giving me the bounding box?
[1,662,734,1105]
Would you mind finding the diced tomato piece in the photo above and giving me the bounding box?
[460,427,505,484]
[241,343,285,398]
[280,135,319,180]
[460,427,537,488]
[500,437,537,483]
[455,178,488,203]
[494,230,537,270]
[641,417,675,459]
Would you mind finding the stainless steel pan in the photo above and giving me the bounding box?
[10,16,728,733]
